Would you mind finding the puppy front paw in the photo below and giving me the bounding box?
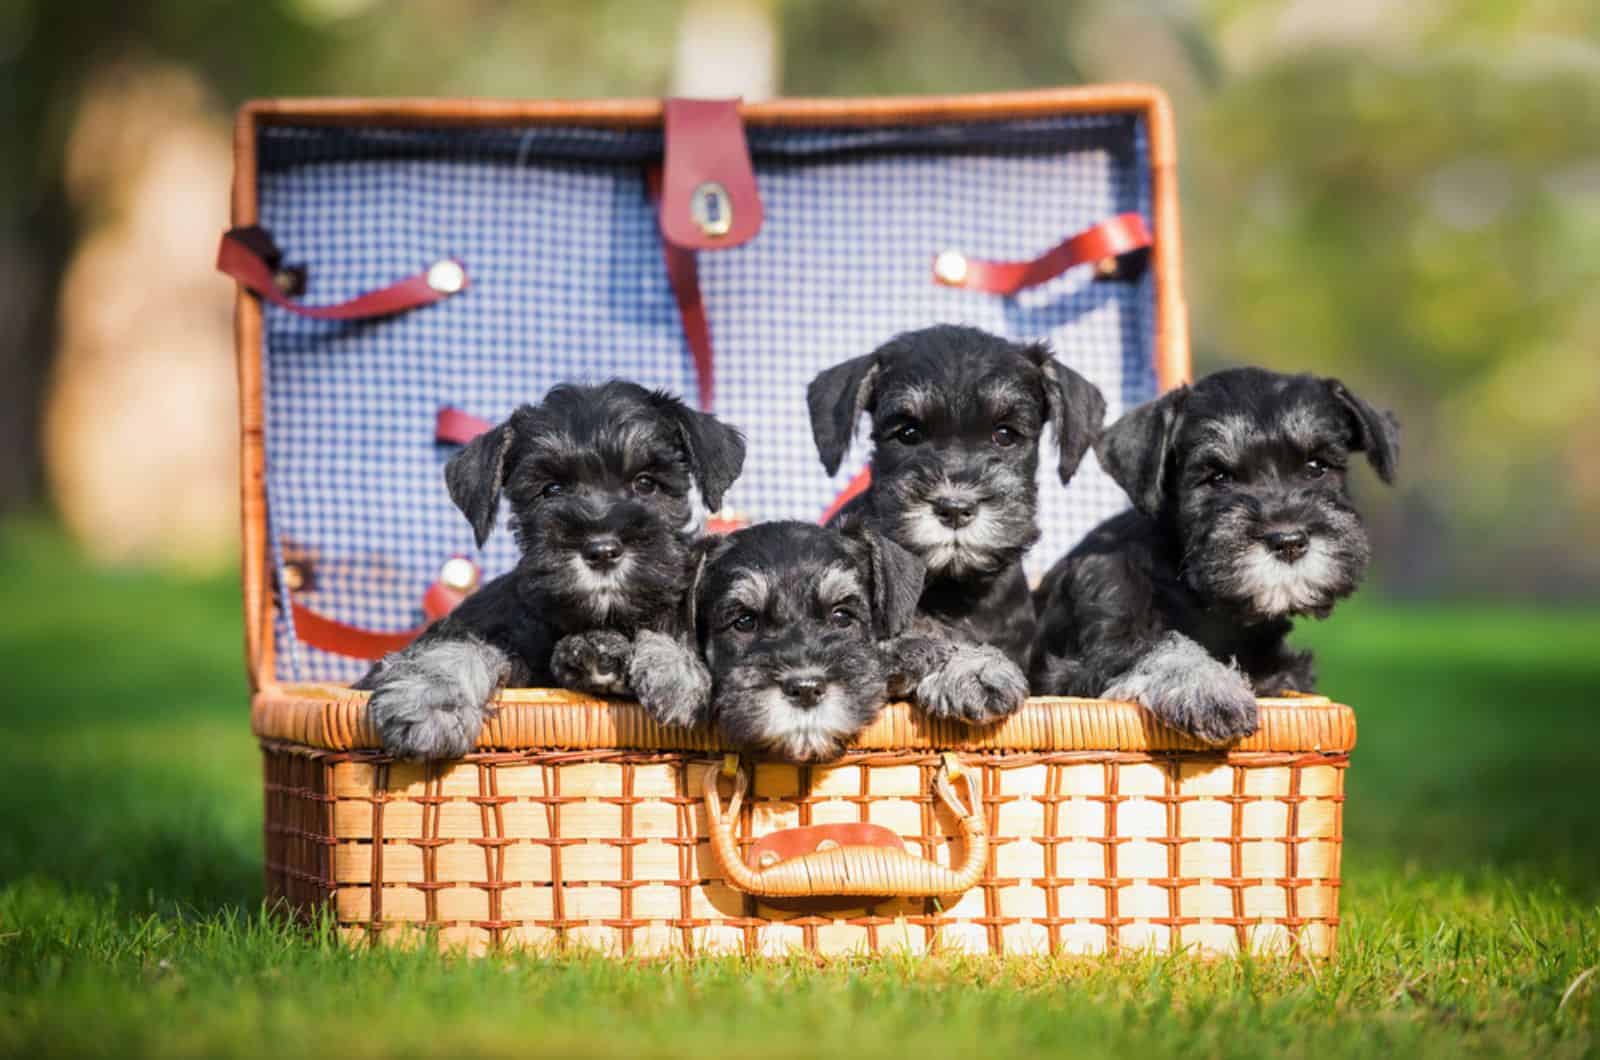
[366,638,507,759]
[882,635,953,699]
[1103,633,1259,745]
[551,630,634,697]
[914,643,1029,724]
[626,631,710,728]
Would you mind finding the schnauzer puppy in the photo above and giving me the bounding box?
[1030,368,1399,743]
[807,325,1106,723]
[691,520,925,763]
[355,381,746,759]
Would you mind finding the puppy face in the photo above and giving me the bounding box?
[445,381,745,631]
[696,521,924,763]
[1097,368,1400,620]
[808,325,1105,578]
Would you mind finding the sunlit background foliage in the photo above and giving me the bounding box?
[2,0,1595,595]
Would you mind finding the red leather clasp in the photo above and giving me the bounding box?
[217,225,468,321]
[932,212,1153,296]
[659,98,763,251]
[747,822,908,871]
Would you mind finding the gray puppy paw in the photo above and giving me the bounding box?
[551,630,634,697]
[627,631,711,728]
[915,643,1029,724]
[1104,633,1260,745]
[366,637,507,760]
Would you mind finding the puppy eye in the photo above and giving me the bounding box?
[893,423,924,446]
[730,612,758,634]
[828,606,857,629]
[992,426,1020,448]
[1203,468,1232,487]
[1305,459,1329,479]
[632,474,659,496]
[540,482,566,499]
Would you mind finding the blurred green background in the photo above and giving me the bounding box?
[3,3,1599,1056]
[3,0,1598,591]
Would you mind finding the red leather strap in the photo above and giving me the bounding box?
[290,601,422,659]
[646,168,716,410]
[663,240,715,410]
[436,406,493,445]
[217,225,468,321]
[932,212,1152,296]
[819,467,873,525]
[289,557,480,660]
[659,98,763,251]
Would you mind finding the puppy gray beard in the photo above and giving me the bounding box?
[562,555,638,623]
[728,687,868,763]
[1232,539,1347,617]
[895,503,1026,577]
[1187,506,1369,621]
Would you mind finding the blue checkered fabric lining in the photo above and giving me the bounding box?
[256,114,1157,683]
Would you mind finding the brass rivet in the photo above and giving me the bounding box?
[757,851,780,868]
[815,838,840,852]
[1095,256,1120,279]
[281,562,306,593]
[690,181,733,238]
[934,250,969,286]
[426,260,466,294]
[438,557,479,593]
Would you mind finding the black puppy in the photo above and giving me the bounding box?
[692,520,924,763]
[1030,368,1399,743]
[355,381,746,759]
[807,325,1106,722]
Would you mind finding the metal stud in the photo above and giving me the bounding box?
[438,556,480,593]
[690,181,733,238]
[933,250,969,286]
[426,259,466,294]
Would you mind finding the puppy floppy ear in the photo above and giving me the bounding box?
[1095,387,1186,517]
[684,534,733,648]
[1326,379,1400,484]
[841,518,926,639]
[807,353,879,476]
[654,395,748,511]
[1028,342,1108,484]
[445,421,515,549]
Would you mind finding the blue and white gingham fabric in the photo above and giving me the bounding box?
[256,115,1157,682]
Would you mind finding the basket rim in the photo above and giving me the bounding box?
[251,686,1355,755]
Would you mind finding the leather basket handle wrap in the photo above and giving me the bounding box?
[703,755,988,898]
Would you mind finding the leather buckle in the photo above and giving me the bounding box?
[658,98,763,251]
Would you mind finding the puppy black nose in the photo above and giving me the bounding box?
[581,537,624,569]
[932,497,976,529]
[1263,528,1311,562]
[780,675,827,708]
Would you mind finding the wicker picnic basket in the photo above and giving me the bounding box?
[228,87,1355,958]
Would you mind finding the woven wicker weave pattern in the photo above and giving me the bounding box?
[263,725,1347,958]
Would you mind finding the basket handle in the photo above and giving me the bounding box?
[702,754,988,899]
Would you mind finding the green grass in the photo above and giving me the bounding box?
[1,517,1597,1058]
